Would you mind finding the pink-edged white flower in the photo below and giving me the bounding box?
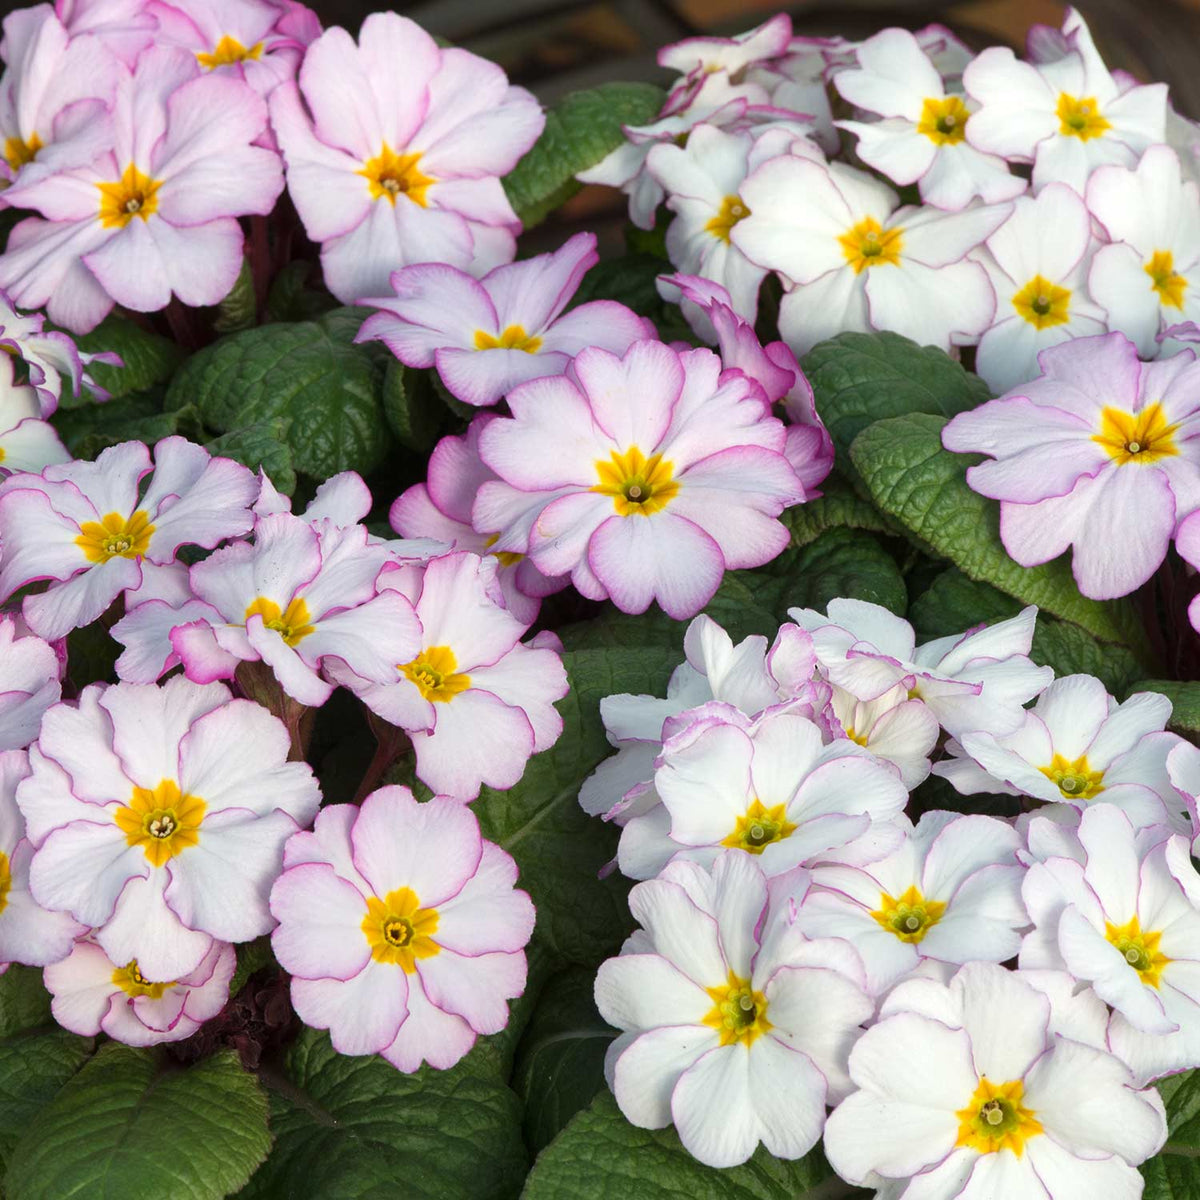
[657,14,792,78]
[358,232,651,408]
[744,39,840,154]
[1177,512,1200,635]
[269,12,542,303]
[963,21,1167,193]
[45,935,235,1046]
[943,333,1200,599]
[0,46,283,334]
[936,674,1188,834]
[0,4,118,188]
[390,416,567,626]
[834,28,1024,211]
[0,750,84,968]
[596,851,874,1169]
[1166,739,1200,857]
[824,961,1167,1197]
[270,787,534,1073]
[55,0,156,64]
[0,616,62,753]
[0,436,258,641]
[1021,803,1200,1086]
[790,599,1052,739]
[475,340,804,619]
[1087,146,1200,358]
[116,511,425,706]
[733,158,1009,355]
[0,354,68,475]
[618,703,907,881]
[18,676,321,980]
[795,812,1026,996]
[330,551,567,802]
[972,183,1108,394]
[828,683,940,788]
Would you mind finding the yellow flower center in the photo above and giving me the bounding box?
[591,446,680,517]
[870,884,947,943]
[400,645,471,702]
[4,132,42,173]
[111,959,176,999]
[1092,402,1179,466]
[196,35,265,69]
[702,970,772,1047]
[473,325,542,353]
[75,510,155,563]
[1037,752,1106,799]
[483,533,523,568]
[359,143,434,207]
[113,779,206,868]
[244,596,315,646]
[956,1078,1043,1156]
[1145,249,1187,309]
[917,95,970,145]
[720,798,797,854]
[0,850,9,916]
[1106,915,1171,987]
[839,216,903,274]
[97,163,162,229]
[1057,93,1111,140]
[1012,274,1071,329]
[362,886,440,971]
[705,194,752,243]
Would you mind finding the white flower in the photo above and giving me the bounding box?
[828,683,940,789]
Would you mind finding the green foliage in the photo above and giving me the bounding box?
[0,1031,92,1173]
[570,253,694,341]
[6,1045,271,1200]
[165,307,392,479]
[1143,1070,1200,1197]
[0,966,53,1038]
[503,83,666,228]
[264,260,337,324]
[382,359,448,453]
[68,313,185,403]
[214,258,257,334]
[1129,680,1200,735]
[787,527,907,616]
[782,474,899,548]
[54,392,204,458]
[206,420,296,496]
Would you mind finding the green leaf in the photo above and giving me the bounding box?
[239,1028,525,1200]
[67,314,185,404]
[165,307,392,480]
[228,936,275,997]
[0,966,51,1039]
[786,527,907,616]
[214,257,257,334]
[5,1045,271,1200]
[53,392,204,458]
[782,475,899,548]
[521,1090,855,1200]
[1142,1070,1200,1197]
[802,331,990,464]
[207,420,296,497]
[265,261,336,324]
[381,359,444,453]
[850,413,1147,651]
[0,1029,92,1173]
[512,966,615,1154]
[1128,680,1200,736]
[503,83,666,228]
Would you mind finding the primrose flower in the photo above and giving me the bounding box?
[0,355,68,475]
[963,22,1167,192]
[618,704,907,881]
[596,851,874,1169]
[790,599,1052,739]
[358,232,651,408]
[329,552,567,801]
[943,333,1200,598]
[1021,803,1200,1085]
[55,0,156,64]
[1087,146,1200,358]
[271,787,534,1072]
[475,340,804,619]
[733,158,1009,355]
[824,961,1167,1196]
[657,14,792,78]
[270,12,543,303]
[834,28,1024,211]
[45,936,235,1047]
[936,674,1187,833]
[828,683,940,788]
[0,437,257,641]
[0,616,62,753]
[17,676,321,980]
[795,812,1026,995]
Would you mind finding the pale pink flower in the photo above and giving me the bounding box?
[0,615,62,753]
[0,354,69,475]
[55,0,156,64]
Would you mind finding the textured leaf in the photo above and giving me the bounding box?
[67,314,184,403]
[0,1029,92,1172]
[264,261,336,324]
[0,966,52,1038]
[54,392,204,458]
[381,359,445,453]
[1142,1070,1200,1198]
[850,413,1147,650]
[786,527,907,616]
[165,308,392,479]
[569,254,695,341]
[207,421,296,496]
[5,1045,271,1200]
[214,257,257,333]
[503,83,666,228]
[783,475,898,548]
[1129,680,1200,735]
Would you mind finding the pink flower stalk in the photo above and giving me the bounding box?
[329,552,567,801]
[270,787,535,1073]
[0,45,284,333]
[0,436,258,641]
[390,416,568,625]
[55,0,157,65]
[0,354,69,475]
[45,936,235,1046]
[269,11,544,303]
[358,232,652,409]
[17,676,322,980]
[475,340,805,619]
[942,333,1200,599]
[0,615,62,753]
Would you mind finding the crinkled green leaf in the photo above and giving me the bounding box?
[382,359,445,453]
[165,307,392,479]
[5,1045,271,1200]
[1129,680,1200,735]
[0,1029,92,1172]
[54,392,204,458]
[228,936,274,997]
[782,475,899,548]
[0,966,52,1039]
[784,527,907,615]
[265,261,336,324]
[207,420,296,496]
[66,314,184,403]
[850,413,1147,651]
[214,257,256,333]
[1142,1070,1200,1197]
[503,83,665,228]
